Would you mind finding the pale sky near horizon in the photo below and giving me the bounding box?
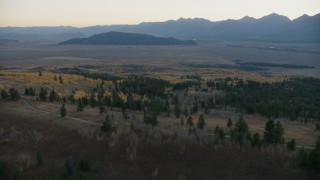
[1,0,319,27]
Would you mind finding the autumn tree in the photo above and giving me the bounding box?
[59,75,63,84]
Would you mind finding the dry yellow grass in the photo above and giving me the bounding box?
[0,71,110,96]
[0,71,102,86]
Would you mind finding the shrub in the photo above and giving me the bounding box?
[64,160,73,176]
[251,133,261,148]
[214,126,225,140]
[287,139,296,151]
[36,150,44,167]
[227,118,232,128]
[187,116,193,126]
[307,149,320,170]
[298,148,308,167]
[60,104,67,117]
[197,114,205,130]
[79,158,90,172]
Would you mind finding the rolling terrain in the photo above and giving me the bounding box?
[0,36,320,179]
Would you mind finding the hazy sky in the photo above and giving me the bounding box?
[1,0,319,27]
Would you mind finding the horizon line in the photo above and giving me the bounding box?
[0,12,318,28]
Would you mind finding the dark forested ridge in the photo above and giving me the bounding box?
[210,77,320,120]
[59,31,197,45]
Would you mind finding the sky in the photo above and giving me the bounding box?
[1,0,319,27]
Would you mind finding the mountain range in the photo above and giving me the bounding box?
[1,13,319,43]
[59,31,196,45]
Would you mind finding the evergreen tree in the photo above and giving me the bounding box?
[184,108,188,117]
[77,99,84,112]
[298,148,308,167]
[99,104,105,113]
[307,149,320,170]
[60,103,67,117]
[197,114,205,130]
[9,88,20,100]
[101,114,111,132]
[230,116,251,144]
[187,116,193,126]
[180,117,184,126]
[287,139,296,151]
[143,110,158,127]
[174,103,181,118]
[79,158,90,172]
[164,98,170,112]
[0,89,9,99]
[29,87,35,96]
[316,136,320,150]
[49,89,57,102]
[89,93,96,107]
[227,118,233,128]
[251,133,261,148]
[64,160,73,176]
[62,97,67,103]
[274,121,284,144]
[263,119,284,144]
[264,119,275,144]
[316,123,320,131]
[192,103,198,113]
[39,87,47,101]
[36,150,44,167]
[25,88,30,95]
[214,125,225,140]
[81,96,89,106]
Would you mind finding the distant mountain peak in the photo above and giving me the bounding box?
[1,13,319,43]
[240,16,256,22]
[258,13,291,23]
[176,17,213,23]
